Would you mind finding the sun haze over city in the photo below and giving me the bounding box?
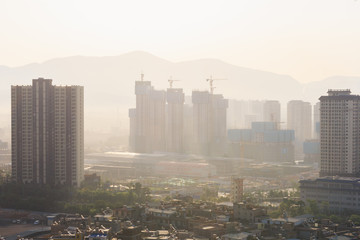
[2,1,360,239]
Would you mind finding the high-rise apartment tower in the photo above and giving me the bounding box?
[166,88,184,152]
[134,75,166,153]
[192,91,228,155]
[263,100,281,123]
[11,78,84,186]
[319,90,360,177]
[287,100,312,154]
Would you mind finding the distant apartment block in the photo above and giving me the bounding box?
[134,77,166,153]
[313,102,320,139]
[227,100,264,129]
[166,88,185,153]
[130,76,228,156]
[192,91,228,155]
[287,100,312,155]
[11,78,84,186]
[0,140,8,151]
[303,139,320,164]
[228,122,294,162]
[319,89,360,177]
[263,100,281,123]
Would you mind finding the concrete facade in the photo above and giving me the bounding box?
[263,100,281,123]
[134,79,166,153]
[166,88,184,153]
[11,78,84,186]
[287,100,312,155]
[192,91,228,155]
[300,177,360,214]
[231,177,244,203]
[319,90,360,177]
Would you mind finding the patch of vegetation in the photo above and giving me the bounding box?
[0,182,150,215]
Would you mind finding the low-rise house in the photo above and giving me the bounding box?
[146,208,187,229]
[233,202,267,223]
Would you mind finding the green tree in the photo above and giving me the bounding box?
[349,214,360,225]
[306,200,319,215]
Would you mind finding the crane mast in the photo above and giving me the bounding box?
[206,75,227,94]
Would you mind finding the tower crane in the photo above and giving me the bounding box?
[168,76,181,88]
[206,75,227,94]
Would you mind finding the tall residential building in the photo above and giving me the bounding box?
[192,91,228,155]
[151,90,166,152]
[287,100,312,154]
[134,79,152,153]
[227,100,264,129]
[313,102,320,139]
[263,100,281,123]
[11,78,84,186]
[128,108,136,152]
[182,103,194,153]
[212,94,228,151]
[0,140,8,151]
[134,75,166,153]
[231,177,244,203]
[166,88,184,152]
[192,91,211,154]
[319,90,360,177]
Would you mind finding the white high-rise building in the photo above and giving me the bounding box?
[166,88,184,153]
[287,100,312,154]
[313,102,320,139]
[134,75,166,153]
[319,90,360,177]
[11,78,84,186]
[192,91,228,155]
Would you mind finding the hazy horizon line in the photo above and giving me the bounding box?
[1,50,358,84]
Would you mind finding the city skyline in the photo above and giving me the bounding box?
[2,1,360,237]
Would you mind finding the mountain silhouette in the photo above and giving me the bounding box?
[1,51,360,129]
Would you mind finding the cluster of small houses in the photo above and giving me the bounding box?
[15,199,360,240]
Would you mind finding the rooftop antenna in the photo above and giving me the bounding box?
[206,75,227,94]
[168,76,181,88]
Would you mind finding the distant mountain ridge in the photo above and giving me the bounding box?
[1,51,360,126]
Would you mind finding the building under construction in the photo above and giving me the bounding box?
[166,88,185,153]
[130,75,166,153]
[192,91,228,156]
[129,75,228,156]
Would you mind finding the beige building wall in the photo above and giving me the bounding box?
[287,100,312,155]
[166,88,184,153]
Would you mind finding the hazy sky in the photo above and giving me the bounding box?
[1,0,360,83]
